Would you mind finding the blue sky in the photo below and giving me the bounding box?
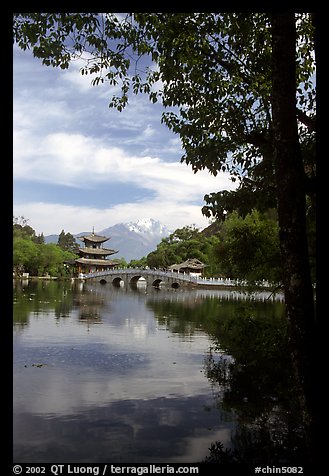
[13,42,237,236]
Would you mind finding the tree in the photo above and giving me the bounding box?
[217,209,282,283]
[270,14,316,458]
[128,257,146,268]
[13,237,38,275]
[13,219,78,276]
[163,225,200,243]
[57,229,79,254]
[145,225,217,271]
[13,12,317,460]
[37,243,73,276]
[13,216,45,244]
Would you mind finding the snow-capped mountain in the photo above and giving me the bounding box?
[126,218,170,236]
[45,219,173,261]
[98,219,173,260]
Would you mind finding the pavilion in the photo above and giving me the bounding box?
[75,229,119,275]
[168,258,206,277]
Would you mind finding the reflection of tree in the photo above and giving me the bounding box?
[13,279,75,324]
[13,280,108,325]
[54,286,75,318]
[147,293,233,337]
[147,293,307,463]
[147,293,282,339]
[203,303,309,464]
[146,294,220,337]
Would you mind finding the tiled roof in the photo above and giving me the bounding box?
[79,234,109,243]
[168,258,206,270]
[78,247,118,256]
[75,258,119,266]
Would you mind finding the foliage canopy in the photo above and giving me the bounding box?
[13,13,315,187]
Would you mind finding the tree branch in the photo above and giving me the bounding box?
[296,108,316,132]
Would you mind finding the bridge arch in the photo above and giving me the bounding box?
[130,274,143,285]
[112,277,123,287]
[83,268,197,289]
[151,278,162,288]
[150,278,180,289]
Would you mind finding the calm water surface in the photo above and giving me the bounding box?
[13,279,284,463]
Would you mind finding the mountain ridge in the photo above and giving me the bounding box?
[44,218,173,261]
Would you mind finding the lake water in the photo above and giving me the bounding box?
[13,279,287,464]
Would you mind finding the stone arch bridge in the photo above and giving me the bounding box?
[82,268,198,289]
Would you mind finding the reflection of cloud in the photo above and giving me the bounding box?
[133,324,148,339]
[13,284,237,462]
[13,395,235,463]
[13,348,212,415]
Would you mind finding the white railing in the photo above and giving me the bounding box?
[83,268,197,283]
[82,268,278,288]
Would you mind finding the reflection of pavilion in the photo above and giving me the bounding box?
[75,229,119,275]
[73,288,106,323]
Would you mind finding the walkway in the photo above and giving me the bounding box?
[81,268,273,289]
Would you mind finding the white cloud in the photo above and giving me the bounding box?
[13,199,216,236]
[14,129,234,197]
[13,44,238,238]
[13,142,235,235]
[142,124,155,137]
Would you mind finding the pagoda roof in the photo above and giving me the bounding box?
[79,247,118,256]
[79,233,109,243]
[75,257,119,266]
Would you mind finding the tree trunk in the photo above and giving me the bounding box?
[271,13,317,462]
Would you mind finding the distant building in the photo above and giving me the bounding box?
[75,229,119,275]
[168,258,206,277]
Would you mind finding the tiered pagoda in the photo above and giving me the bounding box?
[75,229,119,274]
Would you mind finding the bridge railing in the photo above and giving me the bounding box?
[82,268,276,288]
[82,268,198,283]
